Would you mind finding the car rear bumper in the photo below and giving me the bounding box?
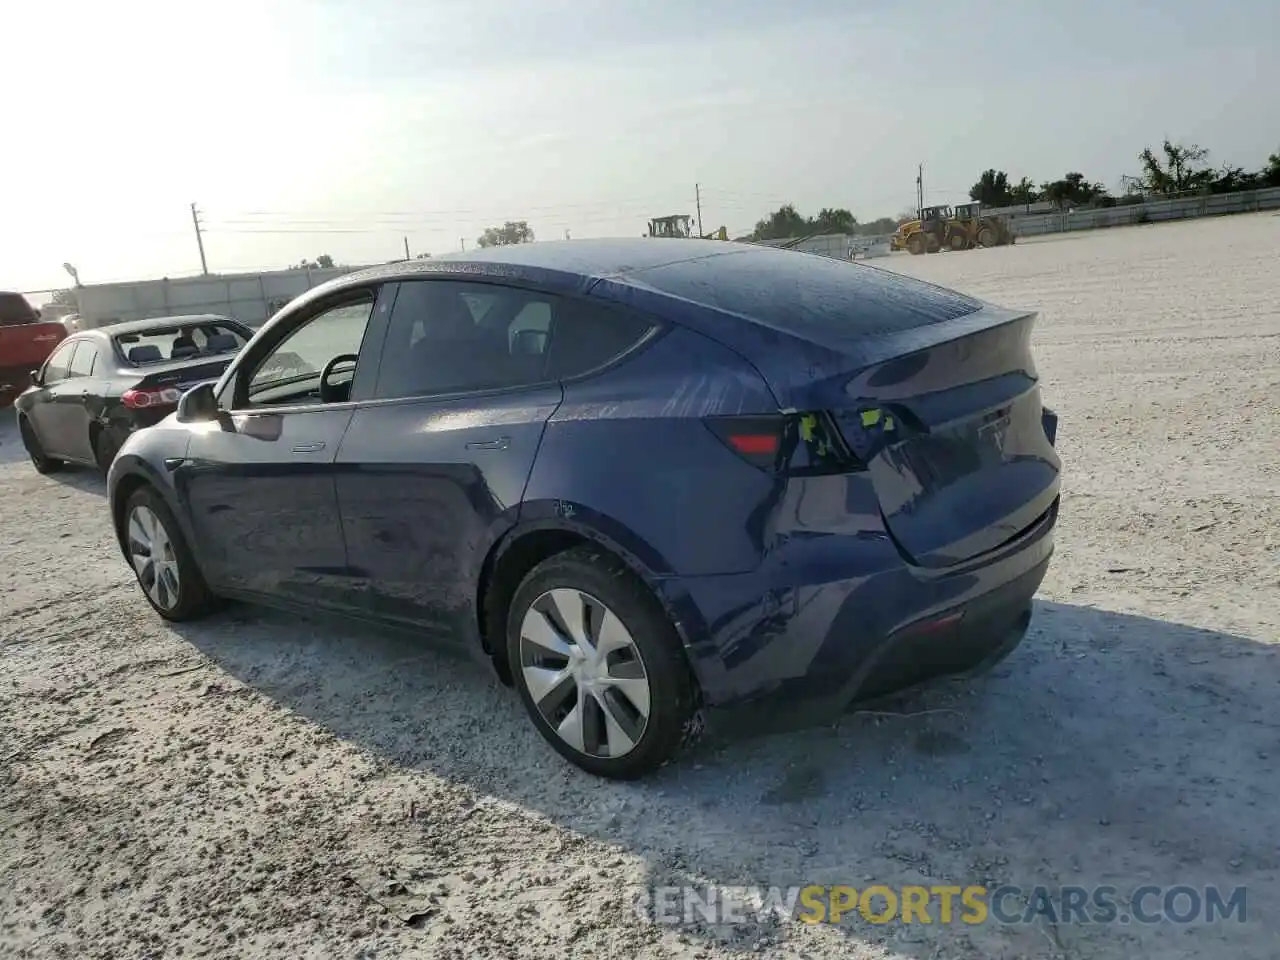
[657,495,1057,739]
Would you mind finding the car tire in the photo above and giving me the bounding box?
[18,416,64,474]
[506,546,702,779]
[122,485,218,622]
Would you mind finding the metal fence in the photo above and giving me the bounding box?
[754,233,892,260]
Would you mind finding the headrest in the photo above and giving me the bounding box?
[205,333,238,353]
[511,329,546,356]
[128,344,163,363]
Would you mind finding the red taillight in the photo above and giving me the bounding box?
[727,433,780,456]
[122,387,181,409]
[703,415,787,469]
[705,412,863,474]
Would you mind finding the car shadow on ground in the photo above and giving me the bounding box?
[0,422,106,496]
[46,467,107,496]
[0,420,31,467]
[172,600,1279,958]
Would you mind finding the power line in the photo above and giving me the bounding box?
[206,194,689,220]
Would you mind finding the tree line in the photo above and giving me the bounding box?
[970,140,1280,210]
[319,137,1280,258]
[747,206,900,242]
[742,140,1279,241]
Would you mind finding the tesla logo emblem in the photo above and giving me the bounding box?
[978,411,1010,453]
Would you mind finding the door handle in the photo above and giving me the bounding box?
[465,436,510,451]
[291,441,327,453]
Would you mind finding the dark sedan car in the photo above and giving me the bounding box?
[16,315,253,474]
[106,240,1060,779]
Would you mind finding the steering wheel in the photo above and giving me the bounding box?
[319,353,359,404]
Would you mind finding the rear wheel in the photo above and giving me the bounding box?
[18,416,63,474]
[123,485,217,621]
[906,233,926,255]
[91,425,122,474]
[925,233,942,254]
[507,546,701,779]
[948,232,969,251]
[977,226,997,247]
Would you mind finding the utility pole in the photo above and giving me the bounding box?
[403,236,411,259]
[460,237,465,251]
[916,164,924,218]
[190,202,209,275]
[695,183,704,238]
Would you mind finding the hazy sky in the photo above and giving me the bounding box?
[4,0,1277,292]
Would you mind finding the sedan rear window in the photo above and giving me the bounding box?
[115,321,248,365]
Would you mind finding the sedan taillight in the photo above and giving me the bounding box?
[122,387,182,409]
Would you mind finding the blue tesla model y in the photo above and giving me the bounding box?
[106,238,1060,778]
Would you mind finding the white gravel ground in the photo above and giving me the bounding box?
[2,213,1278,960]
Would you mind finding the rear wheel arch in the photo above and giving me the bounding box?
[88,421,107,470]
[475,515,683,684]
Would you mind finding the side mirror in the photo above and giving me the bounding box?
[176,381,219,423]
[29,369,43,387]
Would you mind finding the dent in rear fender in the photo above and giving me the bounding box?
[522,325,783,577]
[510,505,679,577]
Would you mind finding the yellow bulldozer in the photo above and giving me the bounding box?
[890,202,1015,255]
[646,214,728,241]
[951,202,1016,249]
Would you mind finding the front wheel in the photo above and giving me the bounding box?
[507,547,701,779]
[123,485,218,621]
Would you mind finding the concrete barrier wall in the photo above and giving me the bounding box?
[73,265,375,329]
[1006,187,1280,237]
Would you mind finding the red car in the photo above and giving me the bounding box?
[0,292,68,409]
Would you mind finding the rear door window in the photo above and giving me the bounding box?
[68,341,98,377]
[376,281,554,399]
[374,282,658,400]
[543,300,656,379]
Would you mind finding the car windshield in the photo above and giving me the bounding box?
[114,321,248,365]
